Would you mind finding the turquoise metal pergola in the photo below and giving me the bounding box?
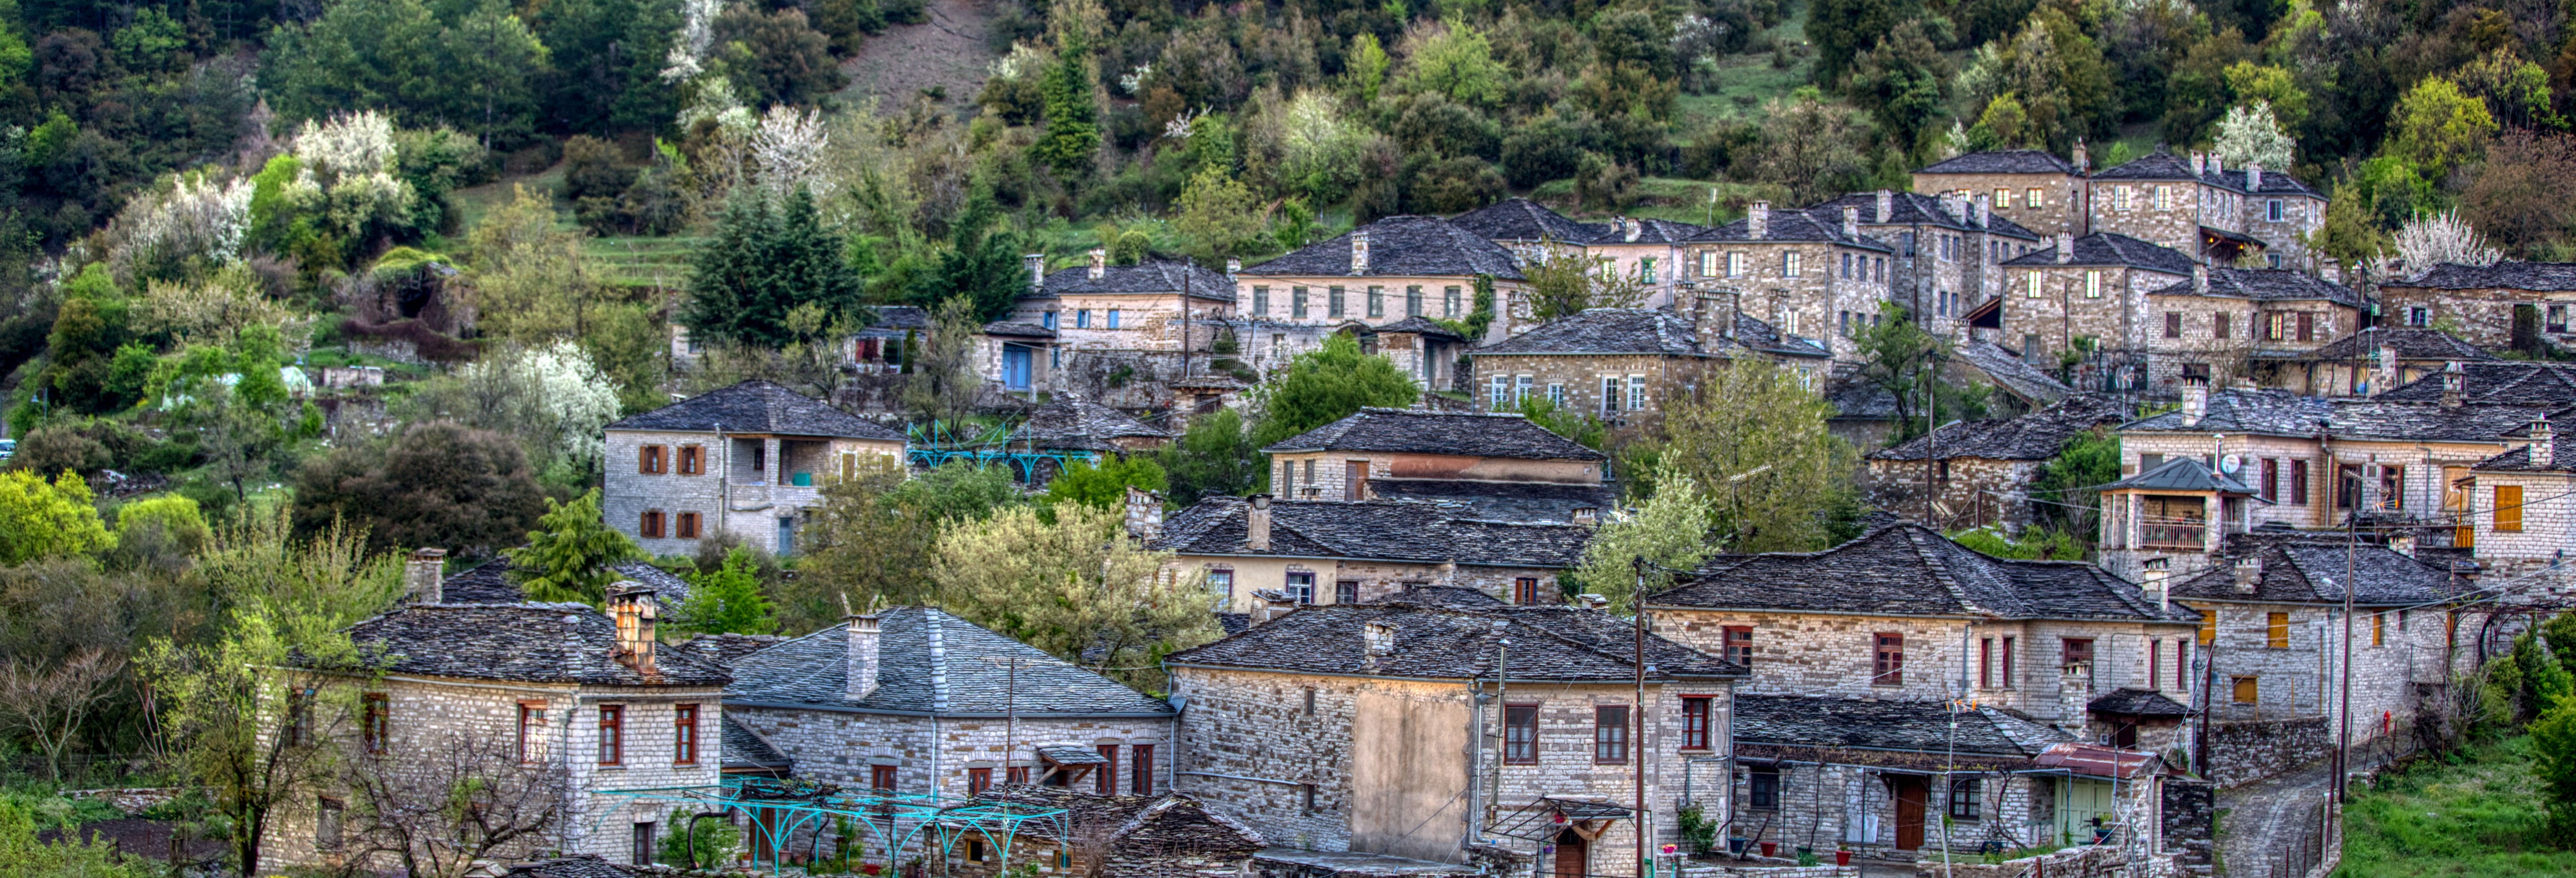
[904,420,1098,481]
[593,777,1070,873]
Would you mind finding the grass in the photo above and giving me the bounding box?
[2334,735,2576,877]
[1674,3,1815,128]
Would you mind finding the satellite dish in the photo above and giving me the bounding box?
[2220,453,2245,474]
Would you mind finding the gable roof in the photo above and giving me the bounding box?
[1149,497,1595,568]
[2090,150,2200,182]
[721,715,792,771]
[1916,150,2080,175]
[2149,267,2364,308]
[1370,316,1466,341]
[432,559,693,606]
[2001,232,2198,274]
[1034,259,1233,299]
[1241,215,1526,281]
[1447,198,1598,243]
[2383,260,2576,291]
[606,380,906,441]
[1807,191,2045,241]
[1263,408,1606,460]
[1009,395,1172,452]
[724,607,1174,716]
[2166,538,2460,606]
[1952,338,2073,405]
[2122,388,2331,435]
[1689,207,1896,252]
[1365,478,1619,523]
[2092,457,2258,494]
[1733,695,2073,761]
[2291,328,2495,363]
[2088,688,2190,718]
[339,602,732,687]
[1165,602,1743,681]
[1468,308,1828,360]
[2376,362,2576,405]
[2210,167,2324,199]
[976,785,1267,853]
[1587,217,1711,245]
[1868,394,2129,462]
[1652,524,2196,622]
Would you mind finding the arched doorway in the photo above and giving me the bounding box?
[1551,828,1588,877]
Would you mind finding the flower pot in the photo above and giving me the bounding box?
[861,865,881,876]
[1728,837,1750,855]
[1760,841,1777,857]
[1835,850,1852,867]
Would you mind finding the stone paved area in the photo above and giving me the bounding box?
[2215,758,2335,878]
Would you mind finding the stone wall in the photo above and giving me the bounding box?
[2377,283,2576,351]
[1465,353,1703,435]
[2184,598,2424,757]
[1860,456,2049,533]
[2000,263,2188,365]
[603,430,903,557]
[1173,555,1566,613]
[2203,717,2330,788]
[1678,239,1893,363]
[2160,777,2214,867]
[1912,842,2184,878]
[2085,181,2200,253]
[1728,763,2046,856]
[1911,172,2087,237]
[1678,865,1859,878]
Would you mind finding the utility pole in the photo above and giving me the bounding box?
[2336,459,2361,803]
[1634,555,1650,878]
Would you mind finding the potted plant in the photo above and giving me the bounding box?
[1835,849,1853,866]
[1759,841,1776,857]
[1727,836,1750,855]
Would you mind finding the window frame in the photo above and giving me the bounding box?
[1284,571,1316,604]
[1514,578,1543,605]
[1096,745,1119,794]
[1747,767,1780,810]
[1873,633,1905,686]
[597,705,624,766]
[1131,743,1155,795]
[675,511,701,540]
[2265,612,2291,649]
[677,445,704,476]
[517,700,547,763]
[1678,696,1713,751]
[1723,626,1754,667]
[1503,704,1539,764]
[640,510,665,540]
[968,767,993,796]
[1592,705,1631,764]
[362,692,389,754]
[2498,485,2525,532]
[1948,777,1982,821]
[674,704,699,765]
[640,444,667,474]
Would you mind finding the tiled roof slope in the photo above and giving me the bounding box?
[2123,388,2332,434]
[2209,167,2324,198]
[2089,150,2199,181]
[977,785,1267,852]
[2286,328,2491,363]
[1868,394,2129,461]
[606,380,906,440]
[1651,524,2196,622]
[2088,688,2189,717]
[1365,478,1619,523]
[2376,362,2576,405]
[1808,191,2045,241]
[502,856,637,878]
[2128,384,2560,443]
[2149,268,2364,307]
[1372,316,1466,340]
[1263,408,1607,460]
[1241,215,1526,281]
[340,603,731,687]
[2327,399,2558,442]
[1733,695,2073,757]
[724,607,1174,716]
[2166,539,2458,605]
[1009,395,1172,452]
[2000,232,2197,274]
[435,559,693,606]
[1916,150,2080,175]
[676,633,791,668]
[1034,259,1233,298]
[1689,207,1895,252]
[2473,432,2576,472]
[1470,308,1827,359]
[1952,339,2073,404]
[1448,198,1597,243]
[1165,602,1743,680]
[1589,217,1710,245]
[1149,497,1594,568]
[2093,457,2256,493]
[2386,260,2576,291]
[721,715,792,769]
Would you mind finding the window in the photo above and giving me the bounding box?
[674,705,699,764]
[1252,286,1269,316]
[1841,253,1853,278]
[2553,304,2570,333]
[1293,287,1309,318]
[1593,705,1630,764]
[1367,285,1385,318]
[1515,375,1533,404]
[1076,309,1092,329]
[2178,642,2190,690]
[1335,580,1359,604]
[1504,705,1538,764]
[2027,273,2043,298]
[640,445,667,474]
[598,705,623,765]
[2337,463,2363,508]
[1949,778,1982,820]
[2214,312,2231,339]
[2296,312,2316,342]
[1726,252,1746,278]
[2497,485,2525,532]
[2155,186,2172,209]
[968,766,993,795]
[2291,460,2309,506]
[1979,637,1993,688]
[1208,569,1233,602]
[1131,744,1155,794]
[1724,626,1754,667]
[1640,257,1657,284]
[2408,305,2430,327]
[286,688,314,747]
[1996,187,2012,207]
[2165,312,2182,338]
[2028,187,2043,207]
[1303,688,1317,715]
[1784,251,1801,277]
[1875,257,1886,281]
[1445,286,1462,317]
[2148,640,2161,690]
[2373,612,2385,647]
[1516,578,1543,604]
[1042,310,1058,329]
[640,510,665,539]
[1329,287,1346,318]
[1679,697,1712,750]
[1008,766,1030,785]
[1285,572,1315,604]
[1699,251,1719,277]
[1490,376,1510,409]
[872,764,898,791]
[317,798,343,850]
[2232,676,2259,704]
[2000,637,2014,688]
[1547,383,1566,408]
[2199,611,2216,645]
[2267,199,2283,222]
[2265,612,2290,648]
[2118,186,2133,210]
[2063,637,2094,668]
[2085,270,2101,299]
[677,445,703,475]
[2381,465,2405,510]
[1302,784,1318,814]
[363,693,388,754]
[675,512,701,540]
[1627,376,1646,411]
[2261,458,2279,502]
[1601,376,1621,413]
[1873,633,1904,686]
[1107,309,1122,329]
[1748,767,1779,810]
[1095,746,1119,794]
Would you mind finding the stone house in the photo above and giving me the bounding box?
[603,380,907,557]
[1008,394,1174,460]
[2092,456,2265,584]
[268,575,730,871]
[1463,299,1828,433]
[2250,327,2494,397]
[1805,190,2044,339]
[1447,197,1599,259]
[2378,261,2576,354]
[1149,496,1596,613]
[1642,524,2195,856]
[2084,150,2324,267]
[1860,394,2132,532]
[1911,148,2092,238]
[1678,202,1898,365]
[1163,599,1748,875]
[1012,253,1235,356]
[978,317,1061,397]
[2137,266,2366,389]
[1353,316,1470,392]
[1447,198,1709,313]
[1261,408,1610,507]
[1992,232,2195,393]
[2464,418,2576,598]
[1233,215,1527,376]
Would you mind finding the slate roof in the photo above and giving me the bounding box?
[339,603,732,687]
[2292,328,2494,363]
[1009,395,1172,452]
[1468,308,1826,359]
[1826,380,1900,422]
[433,559,693,606]
[2166,538,2460,605]
[1868,394,2129,462]
[723,607,1174,716]
[2122,388,2333,435]
[1034,259,1234,299]
[1588,217,1711,245]
[2089,150,2200,182]
[676,633,791,668]
[1368,585,1508,608]
[2324,398,2558,443]
[1150,497,1595,568]
[1241,215,1526,281]
[2376,362,2576,405]
[867,306,931,331]
[2088,688,2189,717]
[1364,478,1619,523]
[1916,150,2080,175]
[2211,167,2324,198]
[1372,316,1466,341]
[2092,457,2259,494]
[1651,524,2197,622]
[1688,207,1895,252]
[1808,191,2045,241]
[1448,198,1597,243]
[721,715,792,770]
[1732,695,2073,759]
[1952,338,2073,405]
[1727,313,1834,358]
[975,785,1267,853]
[2385,260,2576,291]
[2001,232,2198,275]
[1165,602,1744,681]
[2148,268,2364,308]
[606,380,906,441]
[2472,435,2576,472]
[982,320,1057,338]
[2126,383,2562,443]
[1263,408,1606,460]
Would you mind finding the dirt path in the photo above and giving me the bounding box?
[2216,759,2334,878]
[836,0,1001,117]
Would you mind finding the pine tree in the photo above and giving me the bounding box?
[1034,39,1102,175]
[680,187,862,347]
[506,489,644,605]
[676,547,778,635]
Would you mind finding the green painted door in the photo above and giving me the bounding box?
[2053,778,2117,848]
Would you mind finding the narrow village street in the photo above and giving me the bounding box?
[2215,759,2335,878]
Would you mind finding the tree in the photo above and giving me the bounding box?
[1396,18,1506,109]
[1808,0,1919,82]
[432,0,551,147]
[0,798,151,878]
[535,0,682,134]
[932,502,1219,691]
[1034,38,1101,175]
[402,340,627,479]
[675,547,777,634]
[913,191,1029,321]
[2388,77,2498,180]
[1343,33,1388,104]
[263,0,546,147]
[1656,360,1854,553]
[1249,335,1420,448]
[0,469,113,564]
[1174,168,1266,261]
[681,187,863,349]
[1847,21,1950,152]
[1852,303,1949,442]
[291,421,548,555]
[2029,429,2120,538]
[2462,132,2576,259]
[2535,690,2576,844]
[341,730,569,878]
[795,460,1019,630]
[1156,409,1263,506]
[900,297,985,426]
[709,5,845,107]
[466,186,603,345]
[1044,455,1169,510]
[2213,101,2295,169]
[505,489,644,605]
[0,649,123,782]
[2393,209,2503,271]
[1751,93,1874,205]
[1571,467,1716,612]
[1521,246,1648,322]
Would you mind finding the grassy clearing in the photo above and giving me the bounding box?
[2335,735,2576,878]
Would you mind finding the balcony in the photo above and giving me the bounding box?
[2140,522,2206,550]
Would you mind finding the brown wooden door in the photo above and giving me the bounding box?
[1552,830,1587,877]
[1346,460,1369,500]
[1892,776,1928,850]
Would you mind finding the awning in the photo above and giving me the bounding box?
[2033,743,2159,779]
[1036,745,1107,765]
[1484,797,1635,841]
[1964,295,2004,329]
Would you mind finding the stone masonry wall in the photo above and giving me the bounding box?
[2185,597,2428,759]
[1268,452,1601,505]
[1174,554,1565,613]
[1466,353,1701,435]
[2203,717,2330,788]
[2085,181,2200,254]
[604,430,902,557]
[1680,240,1893,363]
[1729,763,2045,856]
[1912,173,2086,237]
[1860,456,2048,533]
[2160,777,2214,866]
[2377,284,2576,351]
[2001,263,2186,364]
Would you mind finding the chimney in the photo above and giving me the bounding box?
[608,583,657,676]
[1572,507,1599,526]
[2371,344,2398,397]
[1225,257,1241,282]
[1351,229,1371,274]
[2190,151,2205,175]
[1695,288,1741,345]
[1124,485,1164,540]
[1747,202,1769,240]
[845,611,883,701]
[1841,205,1860,240]
[2232,557,2262,595]
[1625,218,1642,243]
[1364,621,1398,657]
[2141,562,2170,612]
[1025,253,1046,289]
[1246,494,1273,552]
[2534,419,2557,468]
[2054,232,2073,264]
[2182,375,2210,422]
[1257,592,1297,625]
[2441,361,2466,409]
[2246,162,2261,190]
[2193,263,2209,295]
[2209,153,2224,177]
[2390,532,2417,557]
[2072,139,2089,173]
[1088,248,1107,279]
[405,548,446,604]
[1576,594,1609,610]
[1876,190,1894,223]
[1973,194,1990,228]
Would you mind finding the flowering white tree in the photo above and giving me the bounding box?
[750,105,830,198]
[661,0,723,83]
[106,171,254,278]
[2213,100,2296,169]
[449,340,625,473]
[1276,90,1370,202]
[287,111,415,241]
[2393,209,2503,272]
